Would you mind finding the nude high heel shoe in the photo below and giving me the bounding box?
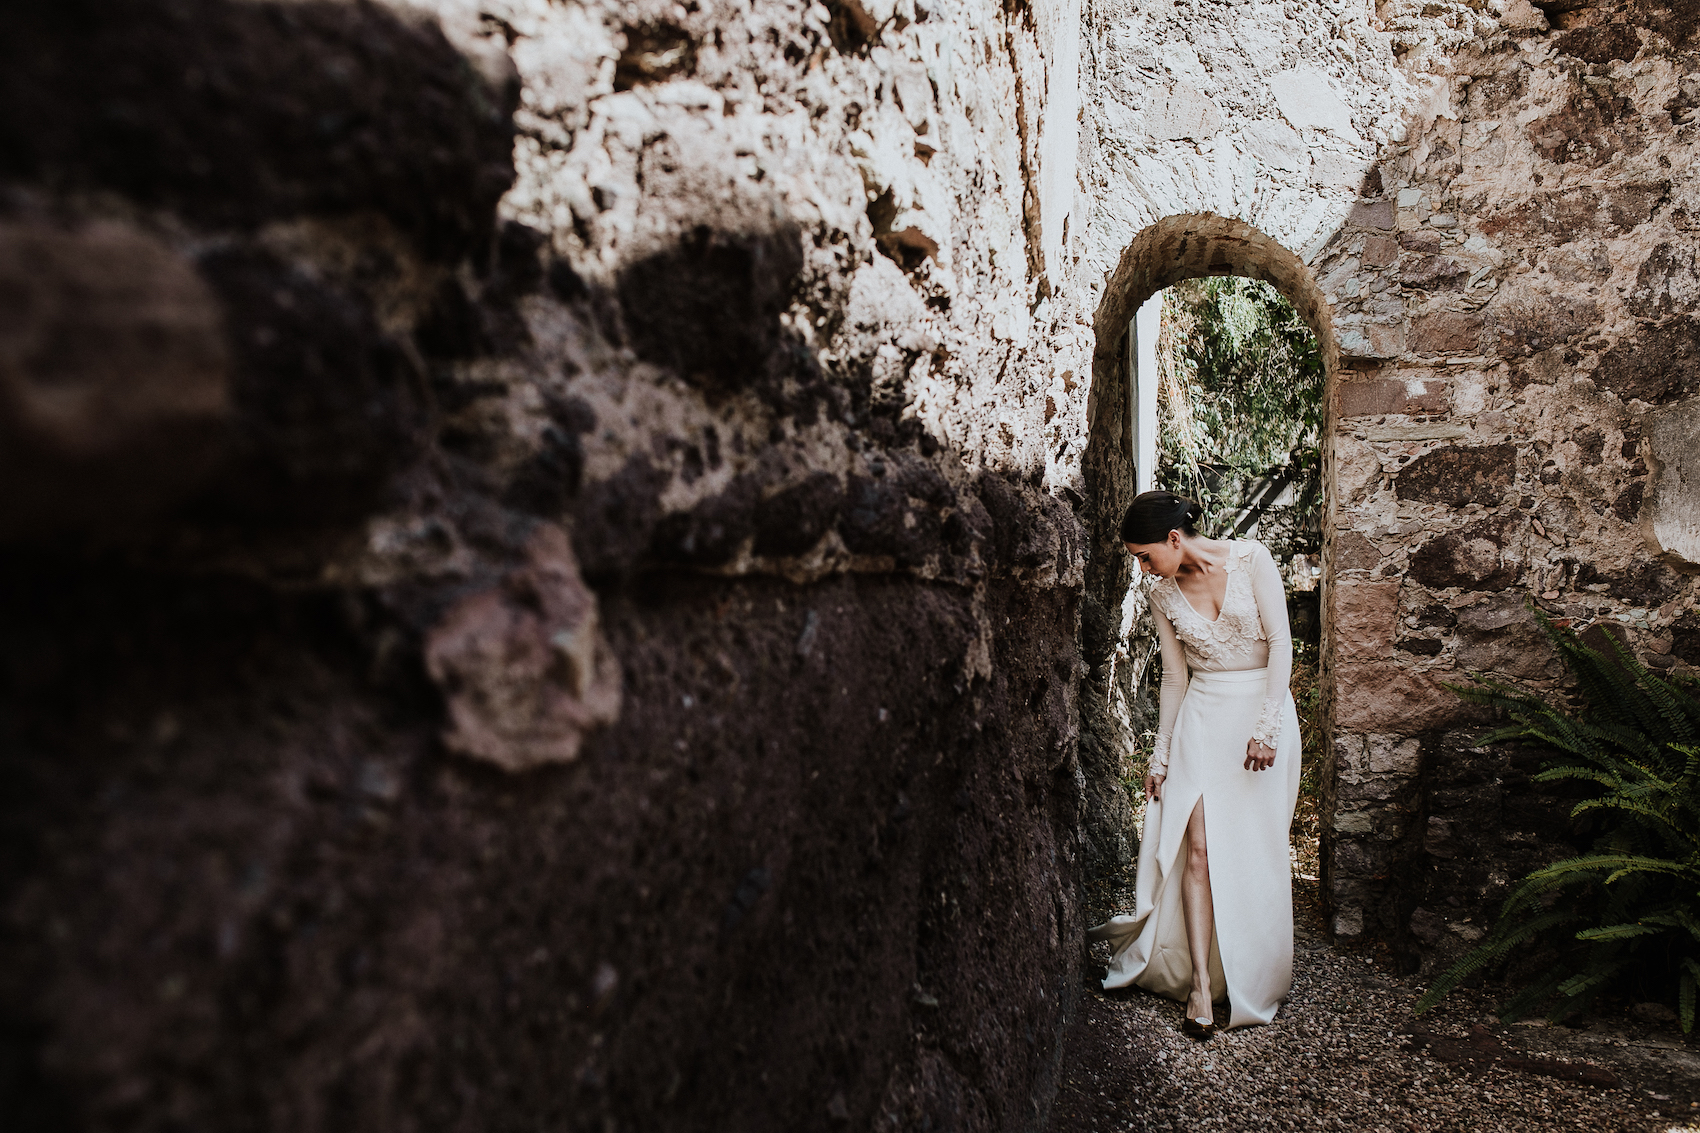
[1181,992,1216,1040]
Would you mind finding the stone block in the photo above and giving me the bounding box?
[1409,517,1524,592]
[1423,816,1459,859]
[1334,906,1365,937]
[1361,236,1399,268]
[425,525,622,771]
[1334,530,1386,571]
[1149,81,1224,140]
[1268,67,1359,137]
[1393,443,1515,507]
[1645,397,1700,567]
[1335,377,1449,418]
[1334,662,1479,732]
[1366,733,1422,775]
[1629,243,1700,319]
[1333,838,1388,876]
[1332,579,1401,660]
[1332,435,1383,505]
[1400,255,1467,291]
[1591,320,1700,405]
[1489,292,1599,359]
[1239,119,1307,171]
[1333,808,1377,834]
[1409,907,1447,945]
[1484,187,1661,239]
[1350,199,1394,229]
[1338,776,1402,803]
[1453,593,1560,679]
[1336,317,1405,361]
[1334,734,1368,774]
[1407,311,1485,355]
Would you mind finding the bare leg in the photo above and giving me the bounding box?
[1181,798,1214,1023]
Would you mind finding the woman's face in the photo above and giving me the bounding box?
[1125,532,1182,578]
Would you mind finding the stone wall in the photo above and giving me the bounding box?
[1072,0,1700,970]
[1073,0,1418,920]
[0,0,1102,1128]
[1069,0,1700,971]
[1314,0,1700,962]
[5,0,1698,1124]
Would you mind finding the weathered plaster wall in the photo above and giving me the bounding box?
[1313,0,1700,961]
[0,0,1101,1128]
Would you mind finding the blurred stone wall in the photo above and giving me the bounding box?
[0,0,1100,1128]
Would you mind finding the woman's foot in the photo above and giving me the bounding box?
[1181,988,1215,1039]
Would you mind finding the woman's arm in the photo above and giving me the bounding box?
[1247,541,1292,758]
[1146,604,1189,799]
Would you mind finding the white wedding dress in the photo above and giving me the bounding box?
[1089,539,1302,1028]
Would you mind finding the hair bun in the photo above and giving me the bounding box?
[1119,489,1206,545]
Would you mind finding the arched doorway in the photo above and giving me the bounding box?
[1075,214,1339,913]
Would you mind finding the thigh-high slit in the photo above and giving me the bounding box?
[1088,667,1301,1028]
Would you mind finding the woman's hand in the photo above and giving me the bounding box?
[1144,772,1165,802]
[1244,739,1275,772]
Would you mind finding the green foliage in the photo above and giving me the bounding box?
[1417,611,1700,1030]
[1155,277,1325,550]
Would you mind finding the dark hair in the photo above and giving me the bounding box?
[1119,491,1203,545]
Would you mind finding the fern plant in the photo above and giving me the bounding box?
[1416,609,1700,1031]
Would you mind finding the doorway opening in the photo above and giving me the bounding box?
[1076,214,1339,920]
[1125,276,1328,882]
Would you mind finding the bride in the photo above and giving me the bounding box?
[1089,491,1302,1038]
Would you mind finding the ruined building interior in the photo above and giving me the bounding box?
[2,0,1698,1128]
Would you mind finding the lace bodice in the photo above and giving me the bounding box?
[1147,543,1266,671]
[1145,540,1293,775]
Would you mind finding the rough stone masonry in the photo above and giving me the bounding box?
[0,0,1696,1129]
[1314,0,1700,971]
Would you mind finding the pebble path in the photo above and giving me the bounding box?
[1047,881,1700,1133]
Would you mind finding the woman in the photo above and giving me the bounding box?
[1088,491,1302,1038]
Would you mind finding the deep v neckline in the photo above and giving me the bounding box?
[1172,544,1236,624]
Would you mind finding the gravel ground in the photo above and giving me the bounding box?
[1048,880,1700,1133]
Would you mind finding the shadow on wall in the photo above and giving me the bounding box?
[1076,213,1339,912]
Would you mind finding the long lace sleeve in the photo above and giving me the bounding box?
[1149,603,1189,777]
[1247,541,1292,748]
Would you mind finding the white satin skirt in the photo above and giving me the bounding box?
[1088,667,1302,1028]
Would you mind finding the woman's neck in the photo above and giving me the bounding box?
[1175,536,1230,580]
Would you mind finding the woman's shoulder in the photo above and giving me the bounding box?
[1231,538,1275,565]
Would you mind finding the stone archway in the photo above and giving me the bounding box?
[1075,212,1340,906]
